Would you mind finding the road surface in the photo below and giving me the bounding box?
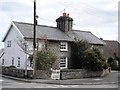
[0,77,118,88]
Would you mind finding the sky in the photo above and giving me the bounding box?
[0,0,119,49]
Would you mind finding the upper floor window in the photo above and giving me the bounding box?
[60,42,68,51]
[7,41,11,47]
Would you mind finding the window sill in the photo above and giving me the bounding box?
[60,67,67,69]
[60,49,68,52]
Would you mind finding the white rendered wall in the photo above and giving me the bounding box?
[3,25,26,69]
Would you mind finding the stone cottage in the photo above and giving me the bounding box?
[2,13,105,71]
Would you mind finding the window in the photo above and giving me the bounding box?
[60,42,68,51]
[12,57,14,65]
[60,57,68,69]
[17,57,20,67]
[7,41,11,47]
[2,59,4,65]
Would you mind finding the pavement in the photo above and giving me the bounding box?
[0,71,119,85]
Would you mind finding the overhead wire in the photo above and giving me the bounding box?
[55,0,117,20]
[36,0,117,30]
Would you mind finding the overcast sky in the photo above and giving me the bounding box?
[0,0,119,49]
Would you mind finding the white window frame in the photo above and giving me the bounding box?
[17,57,20,67]
[12,57,14,66]
[7,41,11,47]
[60,57,68,69]
[60,42,68,51]
[2,59,4,65]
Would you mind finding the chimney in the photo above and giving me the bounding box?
[56,13,73,32]
[100,38,103,40]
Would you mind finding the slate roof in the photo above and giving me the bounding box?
[3,21,105,45]
[13,21,74,42]
[103,40,120,58]
[67,30,105,45]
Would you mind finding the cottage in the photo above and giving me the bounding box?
[103,40,120,59]
[2,13,105,70]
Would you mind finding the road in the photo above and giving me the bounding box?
[0,70,119,89]
[0,77,118,88]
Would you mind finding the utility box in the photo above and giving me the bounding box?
[51,69,60,80]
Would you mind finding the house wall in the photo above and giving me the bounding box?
[47,41,72,69]
[0,56,3,67]
[0,49,4,67]
[25,39,45,68]
[26,39,45,54]
[3,25,26,69]
[92,44,104,54]
[22,39,72,70]
[0,53,4,67]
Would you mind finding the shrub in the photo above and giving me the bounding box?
[72,40,109,71]
[71,40,90,69]
[107,57,119,70]
[103,62,109,69]
[35,49,56,70]
[83,48,108,71]
[108,57,114,65]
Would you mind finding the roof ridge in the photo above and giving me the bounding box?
[72,29,91,33]
[12,21,57,29]
[104,40,118,42]
[12,21,33,25]
[104,40,120,44]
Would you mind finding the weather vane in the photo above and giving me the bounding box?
[60,7,68,14]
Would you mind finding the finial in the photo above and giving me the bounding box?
[63,9,66,13]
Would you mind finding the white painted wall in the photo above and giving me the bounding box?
[26,39,45,53]
[0,49,4,67]
[3,24,45,69]
[3,25,26,69]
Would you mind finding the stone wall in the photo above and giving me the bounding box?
[60,69,83,79]
[60,69,110,80]
[2,66,33,78]
[2,66,51,79]
[2,66,110,80]
[34,70,51,79]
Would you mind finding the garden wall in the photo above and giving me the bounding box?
[2,66,51,79]
[2,66,33,78]
[34,70,51,79]
[2,66,110,80]
[60,68,110,80]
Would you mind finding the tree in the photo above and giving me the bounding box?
[107,57,118,70]
[35,49,56,70]
[71,40,90,69]
[71,40,109,71]
[83,48,109,71]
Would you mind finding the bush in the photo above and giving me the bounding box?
[103,63,109,69]
[71,40,90,69]
[108,57,114,65]
[83,48,108,71]
[71,40,109,71]
[107,57,119,70]
[35,49,56,70]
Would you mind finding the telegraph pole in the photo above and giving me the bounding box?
[33,0,36,78]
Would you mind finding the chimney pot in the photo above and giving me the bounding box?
[67,13,69,17]
[63,13,66,17]
[100,38,103,40]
